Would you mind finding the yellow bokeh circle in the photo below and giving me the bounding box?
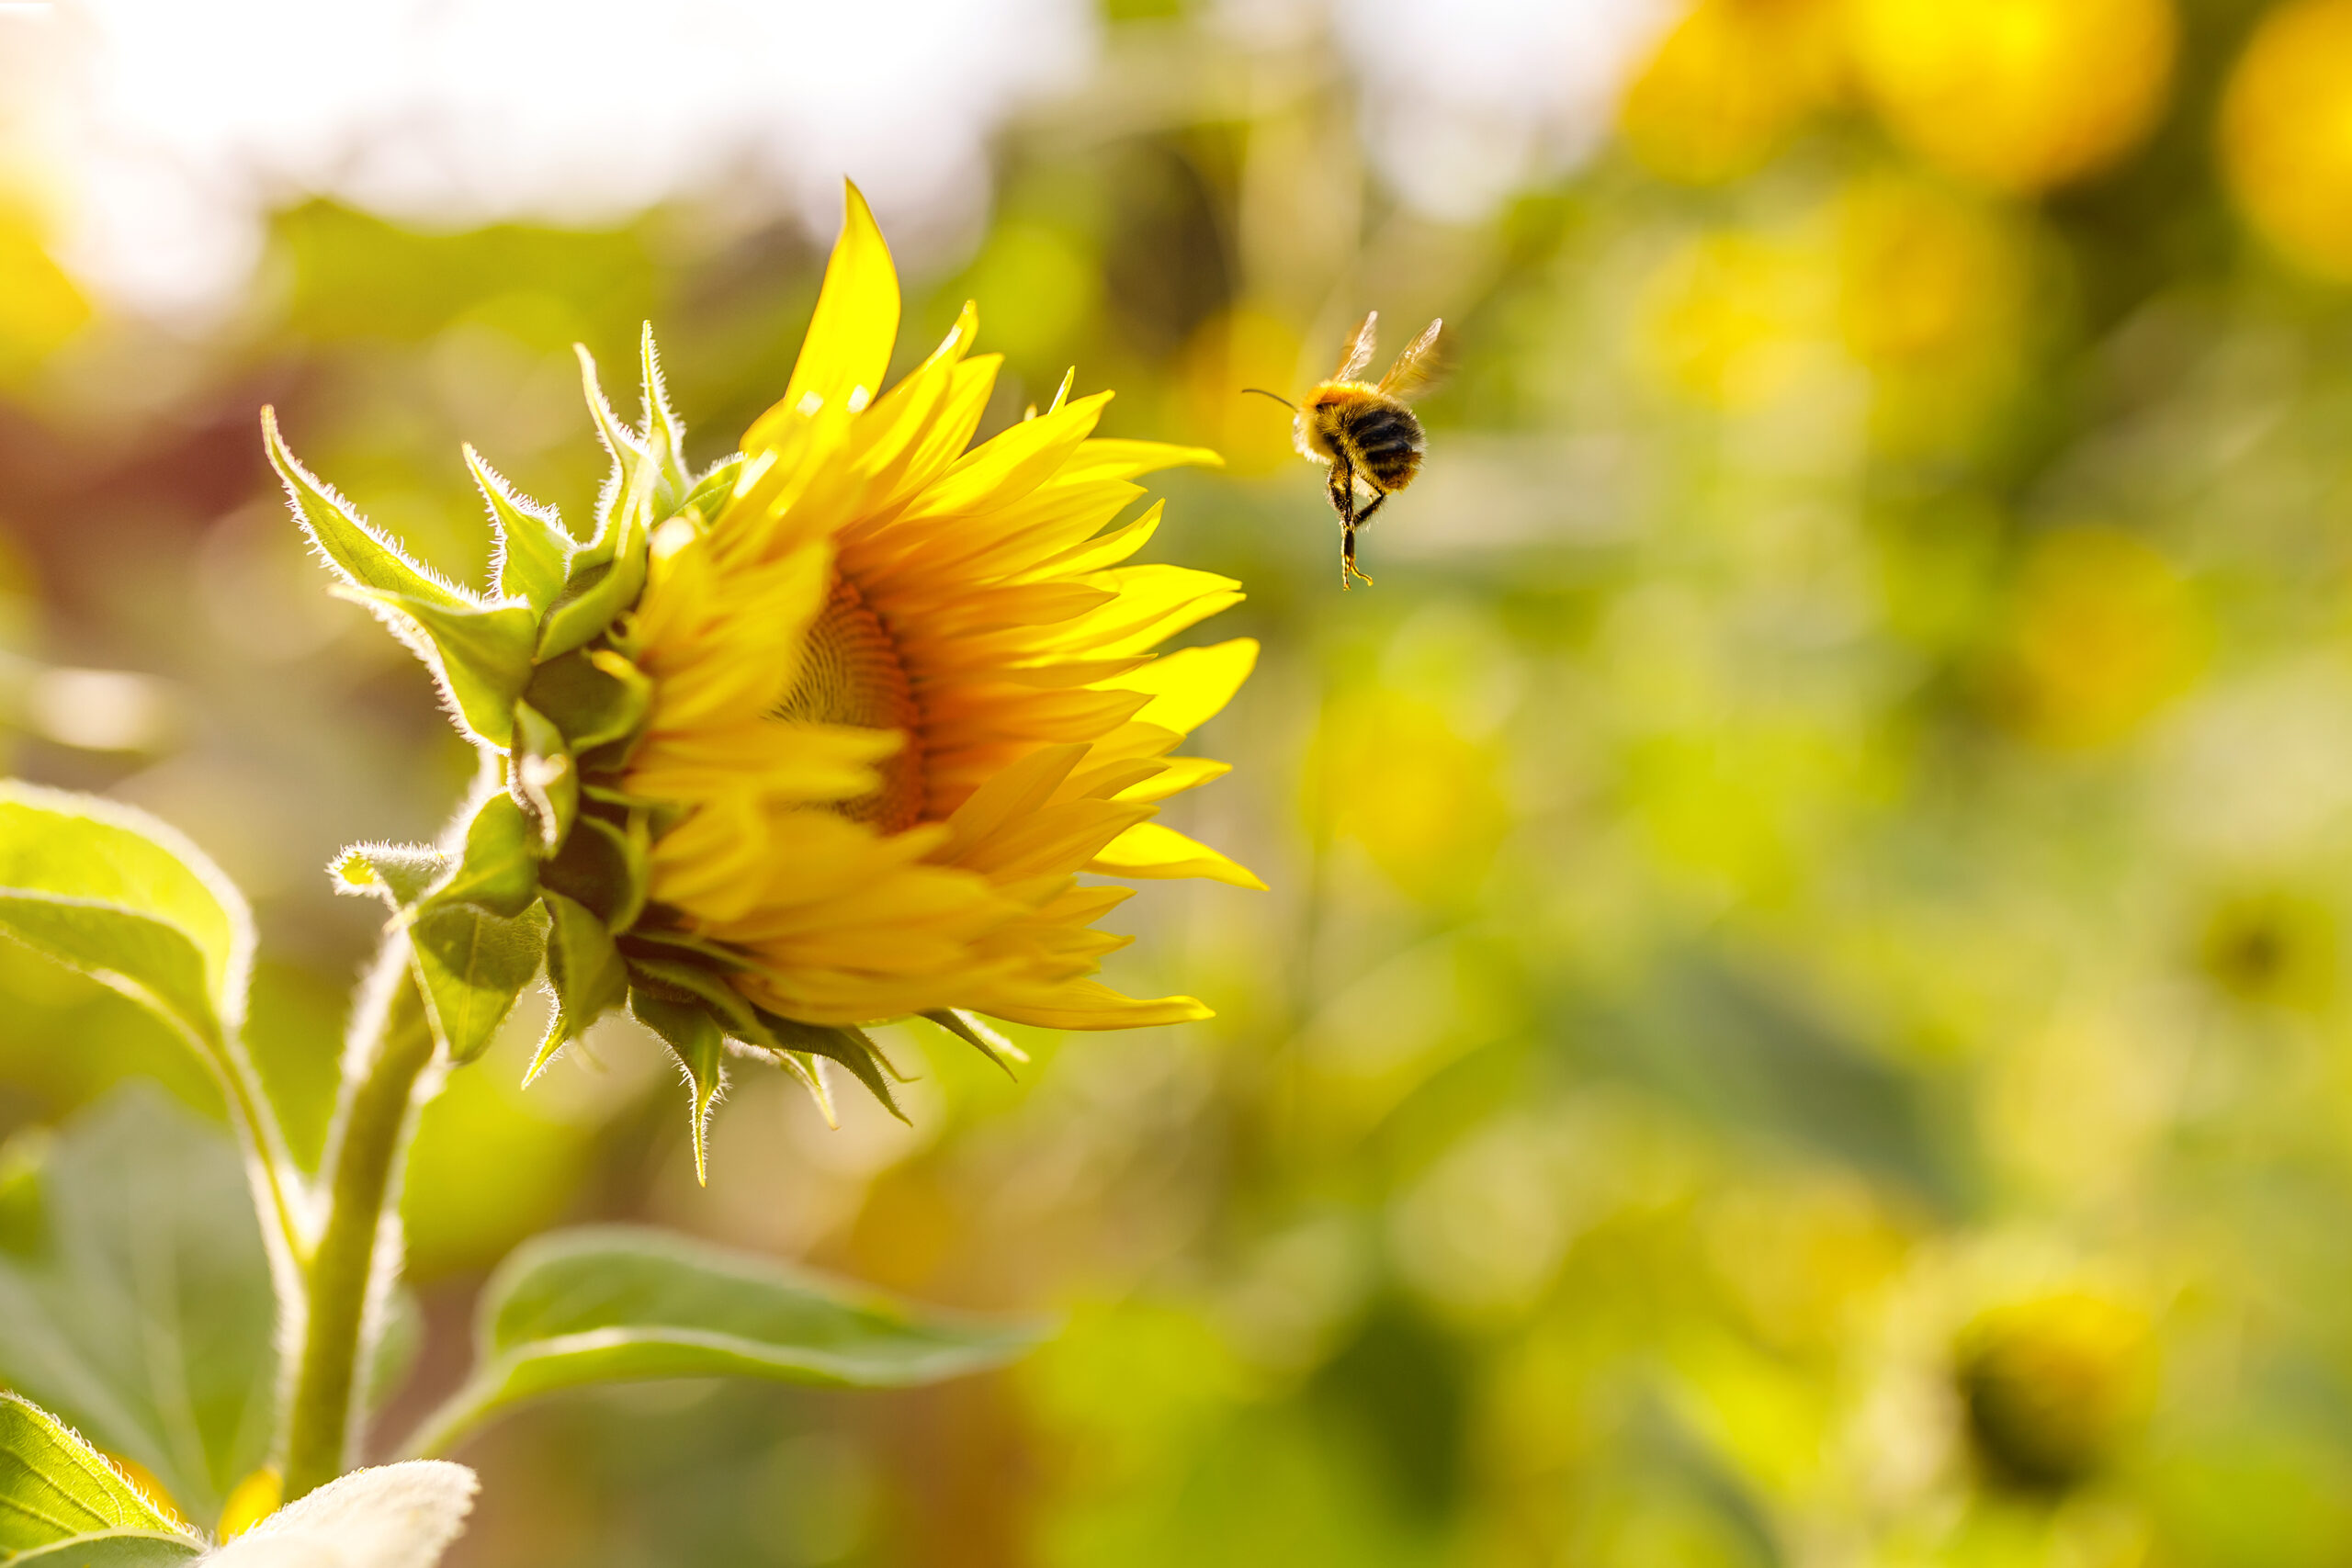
[1849,0,2177,192]
[1619,0,1845,185]
[2220,0,2352,281]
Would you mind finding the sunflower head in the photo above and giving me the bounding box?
[273,184,1259,1179]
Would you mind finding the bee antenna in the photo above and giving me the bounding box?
[1239,387,1298,412]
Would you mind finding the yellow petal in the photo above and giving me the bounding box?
[1059,439,1226,482]
[1113,756,1231,803]
[745,181,899,453]
[981,978,1216,1030]
[1110,637,1258,738]
[1067,565,1246,656]
[941,741,1091,860]
[1020,502,1161,580]
[1089,820,1268,890]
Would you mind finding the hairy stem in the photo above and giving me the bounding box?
[278,931,440,1502]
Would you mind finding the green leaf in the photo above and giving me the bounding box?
[410,901,548,1066]
[7,1534,205,1565]
[504,703,577,857]
[263,408,474,613]
[628,989,727,1185]
[522,649,650,759]
[0,1394,200,1559]
[402,1225,1048,1458]
[0,1090,277,1526]
[0,1129,48,1258]
[329,842,447,911]
[431,795,538,919]
[334,589,537,748]
[526,892,627,1084]
[0,784,250,1051]
[466,446,571,610]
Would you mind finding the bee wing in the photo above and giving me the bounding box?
[1332,310,1379,382]
[1378,318,1444,399]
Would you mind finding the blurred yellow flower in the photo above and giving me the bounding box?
[1641,229,1818,410]
[1837,177,2024,371]
[1994,525,2202,749]
[1618,0,1845,185]
[0,212,88,381]
[2195,886,2335,1009]
[1178,307,1306,478]
[1836,174,2032,450]
[1955,1290,2154,1490]
[1309,691,1507,903]
[627,187,1261,1032]
[2220,0,2352,282]
[1849,0,2177,192]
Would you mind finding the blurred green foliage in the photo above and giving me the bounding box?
[7,0,2352,1563]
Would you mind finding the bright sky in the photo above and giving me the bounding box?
[0,0,1671,319]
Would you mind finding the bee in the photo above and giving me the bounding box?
[1246,311,1442,590]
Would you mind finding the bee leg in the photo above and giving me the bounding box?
[1328,462,1360,590]
[1340,486,1382,588]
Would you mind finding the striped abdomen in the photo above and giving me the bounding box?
[1336,397,1425,493]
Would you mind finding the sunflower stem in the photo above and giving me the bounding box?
[279,929,442,1502]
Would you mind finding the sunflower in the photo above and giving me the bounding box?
[269,184,1259,1177]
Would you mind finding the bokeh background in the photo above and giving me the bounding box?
[4,0,2352,1562]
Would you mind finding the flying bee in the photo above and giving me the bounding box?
[1246,310,1442,590]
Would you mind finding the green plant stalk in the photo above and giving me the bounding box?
[204,1021,310,1275]
[278,932,440,1502]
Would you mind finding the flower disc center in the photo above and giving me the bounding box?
[777,571,925,831]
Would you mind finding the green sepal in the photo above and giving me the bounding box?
[628,988,728,1185]
[752,1008,909,1123]
[527,890,627,1085]
[619,924,753,972]
[538,813,647,931]
[537,350,662,660]
[626,952,761,1030]
[535,520,650,662]
[680,455,745,526]
[409,899,548,1066]
[467,445,573,609]
[582,784,692,840]
[334,586,537,746]
[921,1009,1030,1079]
[578,344,652,540]
[525,648,652,758]
[638,324,694,513]
[263,408,473,613]
[434,793,540,919]
[507,702,578,857]
[329,841,447,909]
[625,953,850,1132]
